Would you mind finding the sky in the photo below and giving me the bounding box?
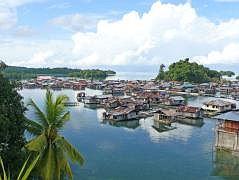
[1,0,239,73]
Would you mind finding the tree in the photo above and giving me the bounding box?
[25,90,84,179]
[0,61,7,71]
[0,65,26,178]
[236,76,239,80]
[220,71,235,77]
[156,64,165,80]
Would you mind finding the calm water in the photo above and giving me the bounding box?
[20,88,239,180]
[106,72,157,80]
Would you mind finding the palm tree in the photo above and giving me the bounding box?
[25,90,84,179]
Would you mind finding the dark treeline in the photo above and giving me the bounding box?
[3,66,116,80]
[220,71,235,77]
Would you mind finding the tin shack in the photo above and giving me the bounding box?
[215,112,239,152]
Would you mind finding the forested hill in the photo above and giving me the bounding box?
[156,58,227,83]
[3,66,116,80]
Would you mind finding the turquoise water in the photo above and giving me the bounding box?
[20,89,239,180]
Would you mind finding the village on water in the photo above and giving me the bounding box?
[22,74,239,153]
[3,0,239,179]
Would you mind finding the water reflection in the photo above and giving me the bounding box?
[212,150,239,178]
[177,118,204,128]
[152,119,176,133]
[139,117,195,143]
[102,119,140,129]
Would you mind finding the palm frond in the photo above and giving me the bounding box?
[28,99,49,127]
[17,154,40,180]
[20,154,40,180]
[26,134,47,152]
[61,159,73,180]
[46,91,70,128]
[55,111,70,129]
[45,90,56,124]
[41,145,56,180]
[56,136,84,166]
[17,156,30,180]
[56,147,73,180]
[54,95,69,124]
[0,157,8,180]
[54,147,63,180]
[55,95,69,108]
[25,118,43,136]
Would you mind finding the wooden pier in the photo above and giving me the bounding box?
[64,102,81,107]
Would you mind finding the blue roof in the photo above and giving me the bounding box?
[182,84,194,88]
[215,111,239,122]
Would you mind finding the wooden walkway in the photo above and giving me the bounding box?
[64,102,81,106]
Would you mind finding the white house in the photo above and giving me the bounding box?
[202,99,236,113]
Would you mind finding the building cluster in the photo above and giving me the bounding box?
[23,76,239,100]
[73,79,237,123]
[23,76,237,122]
[23,76,88,90]
[22,75,239,153]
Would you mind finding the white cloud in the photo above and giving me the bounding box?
[0,0,41,30]
[51,14,99,32]
[3,0,239,69]
[193,43,239,64]
[47,2,71,9]
[1,39,73,68]
[13,25,34,37]
[27,51,54,66]
[72,1,239,66]
[0,7,17,30]
[0,0,36,7]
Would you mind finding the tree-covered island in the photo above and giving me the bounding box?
[156,58,229,83]
[2,66,116,80]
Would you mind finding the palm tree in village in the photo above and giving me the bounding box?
[25,89,84,179]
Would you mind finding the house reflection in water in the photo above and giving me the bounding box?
[212,150,239,177]
[177,118,204,127]
[102,119,140,129]
[152,119,176,133]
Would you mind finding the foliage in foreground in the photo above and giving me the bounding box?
[0,70,26,178]
[25,90,84,179]
[0,155,40,180]
[156,58,222,83]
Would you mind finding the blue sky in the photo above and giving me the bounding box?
[16,0,239,34]
[1,0,239,72]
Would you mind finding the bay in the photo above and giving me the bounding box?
[19,72,239,180]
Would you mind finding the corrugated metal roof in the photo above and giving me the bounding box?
[215,111,239,122]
